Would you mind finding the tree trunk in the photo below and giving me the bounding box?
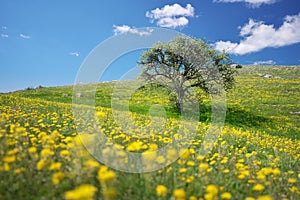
[175,88,184,113]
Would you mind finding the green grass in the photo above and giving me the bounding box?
[9,65,300,139]
[1,65,299,200]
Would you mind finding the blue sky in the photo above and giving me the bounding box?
[0,0,299,92]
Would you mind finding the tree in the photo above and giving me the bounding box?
[138,35,236,112]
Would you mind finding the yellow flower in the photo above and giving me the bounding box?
[156,185,167,197]
[206,184,218,195]
[7,148,19,155]
[238,174,246,180]
[52,172,64,185]
[179,148,190,159]
[189,196,197,200]
[14,167,26,174]
[288,178,297,183]
[257,195,273,200]
[186,176,194,183]
[256,174,266,181]
[245,197,255,200]
[272,168,280,175]
[221,158,228,164]
[248,179,255,184]
[3,155,16,163]
[290,186,299,193]
[3,163,10,171]
[49,162,62,171]
[96,111,105,117]
[197,155,205,161]
[221,192,232,199]
[204,193,215,200]
[97,166,115,183]
[253,184,265,191]
[179,168,187,173]
[246,153,251,158]
[65,184,97,200]
[84,159,100,169]
[173,188,186,200]
[28,147,37,154]
[40,148,54,158]
[37,160,46,170]
[187,161,195,166]
[156,156,165,163]
[199,163,209,170]
[60,149,71,157]
[126,141,144,152]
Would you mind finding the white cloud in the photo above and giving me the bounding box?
[113,25,153,36]
[157,17,189,28]
[20,33,31,39]
[253,60,276,65]
[2,26,7,30]
[146,3,194,28]
[213,0,277,7]
[69,52,79,57]
[215,13,300,55]
[1,34,8,38]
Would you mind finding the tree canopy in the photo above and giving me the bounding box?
[138,35,236,111]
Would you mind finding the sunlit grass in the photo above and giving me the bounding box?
[0,66,299,199]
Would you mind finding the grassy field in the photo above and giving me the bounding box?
[0,66,299,199]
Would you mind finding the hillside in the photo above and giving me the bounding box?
[7,65,300,139]
[0,65,299,199]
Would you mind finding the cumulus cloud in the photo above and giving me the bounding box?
[213,0,277,7]
[69,52,79,57]
[215,13,300,55]
[1,34,8,38]
[253,60,276,65]
[2,26,7,30]
[20,33,31,39]
[146,3,194,28]
[113,25,153,36]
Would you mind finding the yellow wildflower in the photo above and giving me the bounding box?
[179,168,187,173]
[37,160,46,170]
[156,156,165,163]
[156,185,167,197]
[199,163,209,170]
[257,195,273,200]
[28,147,37,154]
[189,196,197,200]
[60,149,71,157]
[3,155,16,163]
[52,172,64,185]
[65,184,97,200]
[288,178,297,183]
[253,184,265,191]
[40,148,54,158]
[221,192,232,199]
[49,162,62,171]
[206,184,218,195]
[84,159,100,169]
[173,188,186,200]
[98,166,115,183]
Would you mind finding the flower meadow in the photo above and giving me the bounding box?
[0,66,299,199]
